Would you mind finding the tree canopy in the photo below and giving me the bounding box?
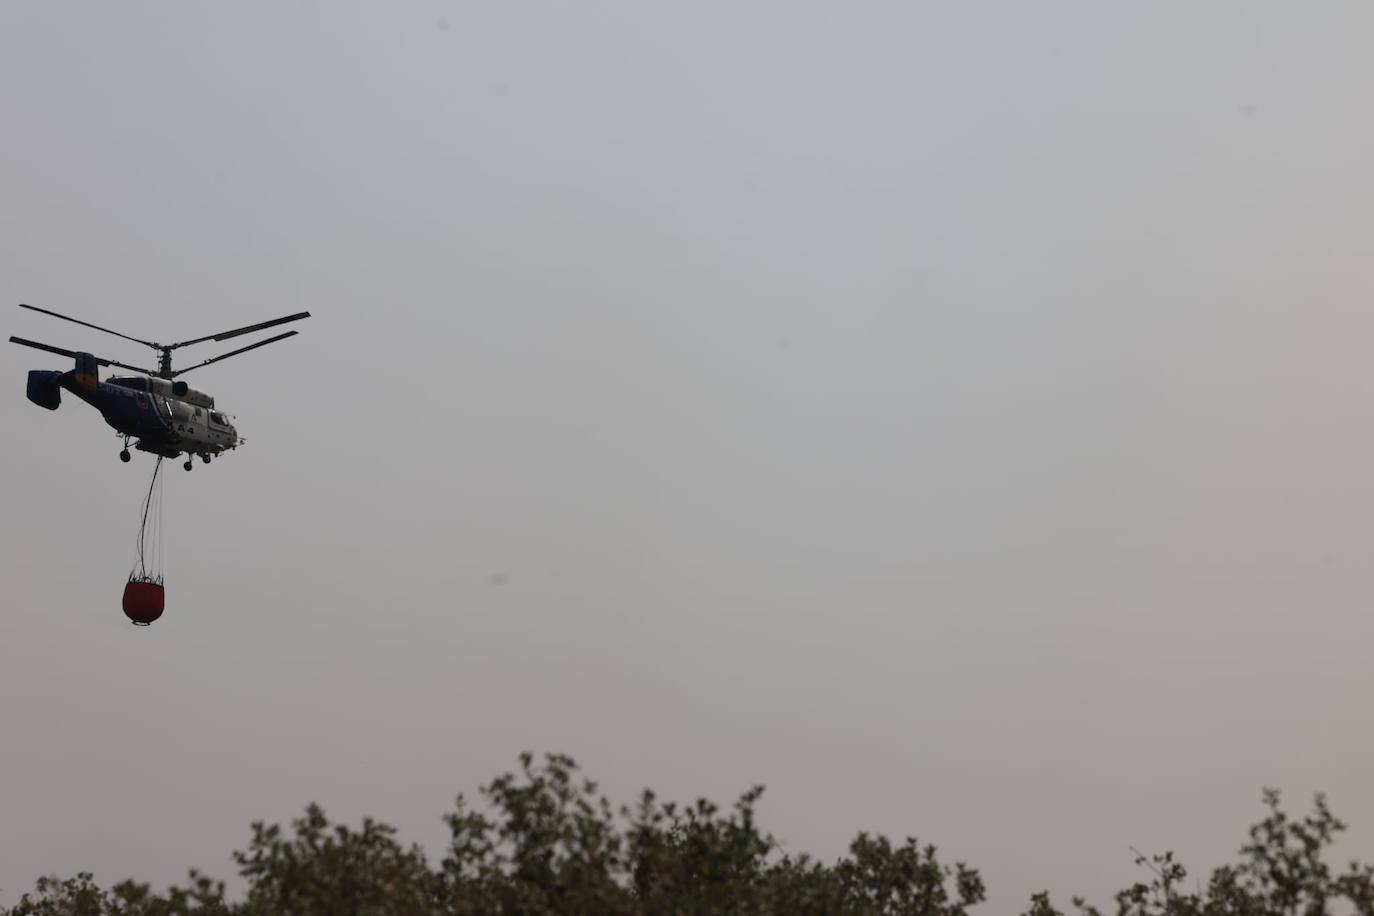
[4,753,1371,916]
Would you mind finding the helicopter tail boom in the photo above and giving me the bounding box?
[22,351,102,411]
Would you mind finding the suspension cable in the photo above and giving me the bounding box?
[134,456,164,582]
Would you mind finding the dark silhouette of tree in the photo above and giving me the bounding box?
[3,756,1370,916]
[1021,790,1374,916]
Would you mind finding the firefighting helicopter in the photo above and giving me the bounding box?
[10,303,310,470]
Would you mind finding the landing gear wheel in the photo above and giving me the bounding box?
[120,449,131,463]
[183,459,194,471]
[201,454,212,464]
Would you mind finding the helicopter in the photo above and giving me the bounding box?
[9,303,310,470]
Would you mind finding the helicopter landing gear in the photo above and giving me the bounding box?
[120,449,131,463]
[201,453,212,464]
[183,458,194,472]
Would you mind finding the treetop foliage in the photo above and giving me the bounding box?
[5,754,1370,916]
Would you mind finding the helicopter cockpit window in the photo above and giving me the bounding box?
[210,412,227,426]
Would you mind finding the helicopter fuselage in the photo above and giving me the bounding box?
[27,356,240,460]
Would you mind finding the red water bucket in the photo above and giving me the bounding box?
[123,578,165,626]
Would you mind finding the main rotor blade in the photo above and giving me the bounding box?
[170,330,299,376]
[170,311,310,349]
[10,335,78,360]
[18,303,159,349]
[9,336,153,374]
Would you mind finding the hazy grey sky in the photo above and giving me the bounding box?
[3,2,1372,910]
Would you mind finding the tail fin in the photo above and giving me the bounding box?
[26,370,62,410]
[72,352,100,394]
